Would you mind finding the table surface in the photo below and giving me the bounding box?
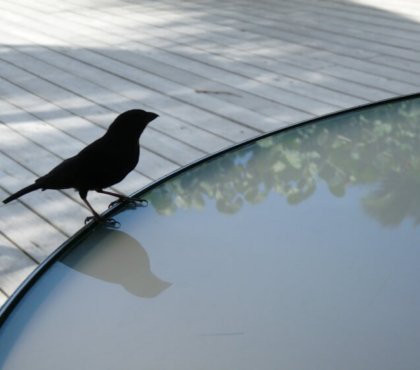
[1,94,420,369]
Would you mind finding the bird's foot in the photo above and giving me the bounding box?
[102,218,121,228]
[84,216,121,228]
[108,197,148,209]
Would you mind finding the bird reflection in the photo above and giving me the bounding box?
[62,230,171,298]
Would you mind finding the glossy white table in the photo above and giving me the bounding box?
[1,94,420,369]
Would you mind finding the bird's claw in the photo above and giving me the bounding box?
[108,197,148,209]
[84,216,121,228]
[108,199,121,209]
[103,218,121,228]
[132,198,148,207]
[84,216,94,225]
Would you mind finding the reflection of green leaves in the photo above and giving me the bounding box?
[316,128,329,146]
[149,98,420,227]
[283,149,302,169]
[362,172,420,227]
[217,196,243,214]
[272,161,285,173]
[329,183,346,198]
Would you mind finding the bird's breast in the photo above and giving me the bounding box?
[80,144,140,190]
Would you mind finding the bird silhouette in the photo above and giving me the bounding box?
[63,230,171,298]
[3,109,158,224]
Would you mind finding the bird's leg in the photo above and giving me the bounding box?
[80,191,101,220]
[79,190,120,227]
[95,189,148,208]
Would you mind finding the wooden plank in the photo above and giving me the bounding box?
[0,112,68,176]
[0,61,205,167]
[0,46,258,143]
[295,6,420,42]
[226,0,420,41]
[318,66,419,96]
[8,34,303,123]
[0,233,37,296]
[115,5,375,59]
[143,1,419,64]
[22,0,417,120]
[298,0,420,29]
[0,58,114,127]
[0,290,8,308]
[0,187,67,262]
[0,47,231,153]
[59,9,366,110]
[161,4,416,78]
[0,128,89,236]
[50,11,351,115]
[85,6,416,99]
[164,44,394,100]
[151,116,232,154]
[0,73,211,175]
[0,5,274,136]
[310,51,420,85]
[24,2,343,119]
[0,77,110,145]
[0,95,87,160]
[368,55,420,74]
[7,0,417,121]
[0,60,194,171]
[194,1,415,52]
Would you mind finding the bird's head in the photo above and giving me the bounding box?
[107,109,159,139]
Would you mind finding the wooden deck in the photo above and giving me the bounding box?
[1,0,420,306]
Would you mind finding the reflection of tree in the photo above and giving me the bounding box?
[148,98,420,227]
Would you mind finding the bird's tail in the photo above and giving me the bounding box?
[3,183,41,204]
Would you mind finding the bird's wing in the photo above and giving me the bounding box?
[36,155,86,189]
[38,136,132,190]
[35,137,106,188]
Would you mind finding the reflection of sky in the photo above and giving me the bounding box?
[1,177,420,370]
[136,183,420,370]
[232,145,253,165]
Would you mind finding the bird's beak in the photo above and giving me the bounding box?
[147,112,159,121]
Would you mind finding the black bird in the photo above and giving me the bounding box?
[3,109,158,224]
